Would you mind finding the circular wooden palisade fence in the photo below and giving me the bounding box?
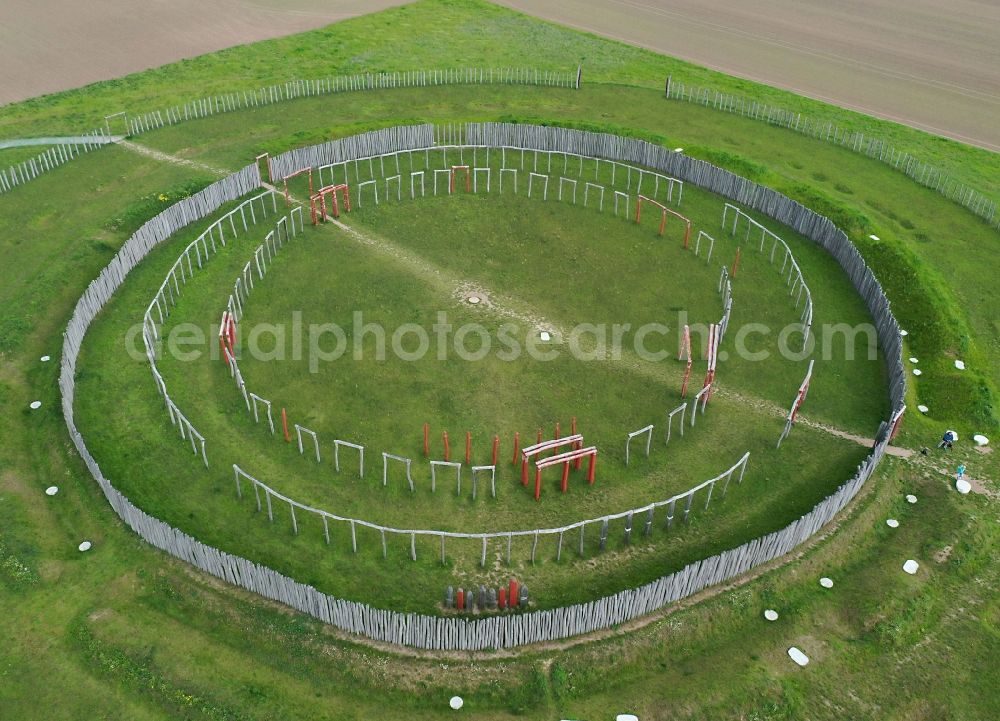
[61,122,905,651]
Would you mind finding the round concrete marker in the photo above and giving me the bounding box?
[78,541,92,552]
[909,357,919,364]
[903,560,919,575]
[819,577,833,589]
[467,295,481,305]
[787,647,809,667]
[40,355,50,362]
[906,494,917,504]
[45,486,58,496]
[973,434,989,446]
[30,401,42,410]
[917,405,929,413]
[955,359,966,370]
[539,331,551,342]
[449,696,463,710]
[900,329,908,336]
[912,368,922,376]
[616,715,640,721]
[886,518,899,528]
[764,609,779,621]
[956,479,971,495]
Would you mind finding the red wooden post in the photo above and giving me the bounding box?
[534,467,542,501]
[423,423,429,456]
[521,457,529,486]
[281,408,290,443]
[536,428,542,444]
[635,198,642,224]
[889,409,904,441]
[572,417,582,469]
[683,222,691,249]
[465,431,472,465]
[491,435,499,465]
[658,209,666,236]
[512,431,520,464]
[456,588,464,610]
[219,336,228,362]
[681,361,692,397]
[587,453,596,484]
[498,587,507,609]
[561,461,570,492]
[554,421,561,440]
[508,579,519,608]
[443,431,450,462]
[732,246,742,278]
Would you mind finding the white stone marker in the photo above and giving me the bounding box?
[787,647,809,666]
[886,518,899,528]
[449,696,463,710]
[764,609,779,621]
[902,560,919,575]
[819,577,834,589]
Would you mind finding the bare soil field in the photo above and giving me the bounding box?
[0,0,410,107]
[1,0,997,148]
[496,0,1000,150]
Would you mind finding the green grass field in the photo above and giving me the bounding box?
[1,0,998,719]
